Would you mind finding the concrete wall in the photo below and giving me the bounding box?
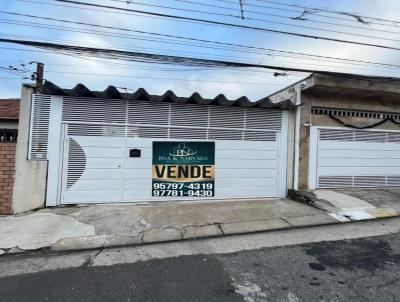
[298,93,400,190]
[12,85,47,214]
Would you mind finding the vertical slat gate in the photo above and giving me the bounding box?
[29,94,51,160]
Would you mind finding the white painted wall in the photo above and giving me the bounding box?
[12,85,47,214]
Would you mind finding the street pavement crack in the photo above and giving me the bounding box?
[83,248,103,267]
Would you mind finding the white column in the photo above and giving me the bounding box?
[46,96,63,206]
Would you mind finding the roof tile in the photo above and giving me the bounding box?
[0,99,20,120]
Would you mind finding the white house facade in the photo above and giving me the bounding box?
[8,72,400,214]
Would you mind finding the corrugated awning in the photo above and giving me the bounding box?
[38,81,297,110]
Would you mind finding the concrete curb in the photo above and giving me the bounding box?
[0,213,351,256]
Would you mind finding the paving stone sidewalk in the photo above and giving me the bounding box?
[0,198,339,255]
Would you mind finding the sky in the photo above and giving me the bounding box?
[1,0,400,100]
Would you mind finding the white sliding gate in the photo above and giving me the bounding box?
[61,134,285,203]
[309,127,400,189]
[40,96,288,205]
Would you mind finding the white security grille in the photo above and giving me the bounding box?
[354,176,386,187]
[66,138,86,189]
[388,176,400,186]
[170,104,208,127]
[68,124,125,137]
[128,126,168,138]
[318,176,353,188]
[388,133,400,142]
[318,175,400,188]
[29,94,51,160]
[354,131,386,142]
[210,106,245,128]
[317,128,400,188]
[245,108,282,130]
[61,97,284,141]
[128,100,169,125]
[169,128,207,139]
[208,129,243,140]
[244,131,276,141]
[63,97,126,124]
[319,129,354,141]
[320,129,400,143]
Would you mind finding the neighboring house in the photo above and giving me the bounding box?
[0,98,19,142]
[0,98,19,215]
[267,73,400,191]
[4,72,400,214]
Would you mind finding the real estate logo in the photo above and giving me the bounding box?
[170,143,197,157]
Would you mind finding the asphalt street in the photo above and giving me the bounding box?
[1,231,400,302]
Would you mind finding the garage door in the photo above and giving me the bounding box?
[58,99,288,204]
[309,127,400,188]
[61,135,283,203]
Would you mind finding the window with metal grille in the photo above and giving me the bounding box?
[29,94,51,160]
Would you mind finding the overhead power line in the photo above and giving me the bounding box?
[0,37,396,78]
[54,0,400,51]
[18,0,400,31]
[255,0,400,26]
[209,0,400,27]
[108,0,400,36]
[212,0,400,30]
[1,33,393,75]
[2,11,399,70]
[0,66,30,79]
[42,70,287,85]
[0,28,395,78]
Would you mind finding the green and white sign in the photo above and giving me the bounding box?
[152,141,215,197]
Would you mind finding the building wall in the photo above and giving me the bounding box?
[12,85,47,214]
[0,142,16,215]
[298,93,400,190]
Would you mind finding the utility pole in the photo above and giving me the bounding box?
[29,61,44,88]
[36,62,44,89]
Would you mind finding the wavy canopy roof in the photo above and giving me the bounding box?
[39,81,296,110]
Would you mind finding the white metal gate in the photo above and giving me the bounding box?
[50,97,289,204]
[61,135,285,203]
[309,127,400,189]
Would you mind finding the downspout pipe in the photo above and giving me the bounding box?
[293,85,302,190]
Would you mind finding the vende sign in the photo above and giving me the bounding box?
[152,141,215,197]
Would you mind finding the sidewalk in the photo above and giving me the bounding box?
[0,198,339,255]
[291,188,400,222]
